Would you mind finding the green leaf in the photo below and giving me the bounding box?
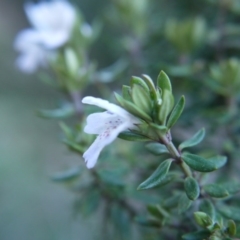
[51,167,81,182]
[115,92,152,121]
[221,181,240,195]
[157,71,172,92]
[158,89,174,125]
[76,190,100,217]
[226,220,236,236]
[59,122,73,139]
[147,204,169,219]
[132,84,152,114]
[137,159,173,190]
[184,177,200,200]
[110,204,131,238]
[62,139,85,153]
[130,76,149,91]
[182,230,210,240]
[135,216,161,228]
[182,153,227,172]
[150,172,180,188]
[118,131,149,141]
[122,85,132,102]
[178,192,192,213]
[217,205,240,221]
[142,74,158,101]
[179,128,205,150]
[37,104,75,119]
[203,184,229,198]
[97,169,125,187]
[149,123,168,135]
[145,142,169,155]
[167,95,185,129]
[194,212,213,228]
[199,199,216,220]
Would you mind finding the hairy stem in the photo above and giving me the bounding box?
[161,134,192,177]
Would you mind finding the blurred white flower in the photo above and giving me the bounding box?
[24,0,76,48]
[14,30,49,73]
[14,0,76,73]
[82,96,141,168]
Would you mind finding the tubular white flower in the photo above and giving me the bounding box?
[82,96,141,168]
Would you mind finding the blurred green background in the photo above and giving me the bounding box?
[0,1,100,239]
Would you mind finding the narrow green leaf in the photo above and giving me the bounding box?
[130,76,149,91]
[158,90,174,125]
[122,85,132,102]
[149,123,168,135]
[135,216,161,228]
[115,92,152,121]
[38,104,75,119]
[203,184,229,198]
[167,96,185,129]
[137,159,173,190]
[62,139,85,153]
[178,193,192,213]
[193,212,213,228]
[150,172,180,188]
[118,131,149,141]
[179,128,205,150]
[79,190,100,217]
[132,84,152,114]
[217,205,240,221]
[59,122,73,138]
[199,199,216,220]
[142,74,158,101]
[182,230,210,240]
[145,142,169,155]
[157,71,172,92]
[51,167,81,182]
[221,181,240,195]
[110,204,131,238]
[182,153,227,172]
[184,177,200,200]
[147,205,169,219]
[226,220,236,236]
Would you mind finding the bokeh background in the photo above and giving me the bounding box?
[0,1,102,239]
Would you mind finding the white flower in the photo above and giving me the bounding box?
[24,0,76,49]
[82,96,141,168]
[14,30,50,73]
[14,0,76,73]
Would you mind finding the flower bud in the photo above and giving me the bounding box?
[64,48,79,78]
[194,212,213,228]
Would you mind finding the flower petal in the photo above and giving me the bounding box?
[15,45,47,73]
[83,121,130,168]
[24,0,76,48]
[82,96,134,119]
[14,29,41,51]
[84,112,115,134]
[39,30,69,49]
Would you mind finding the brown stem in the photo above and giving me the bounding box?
[160,133,192,177]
